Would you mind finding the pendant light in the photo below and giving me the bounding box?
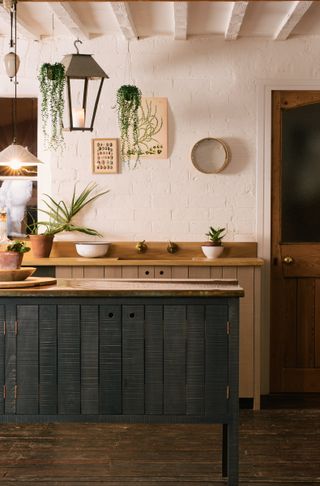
[61,39,109,131]
[3,0,20,79]
[0,0,43,169]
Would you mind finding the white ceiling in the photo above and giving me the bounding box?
[0,1,320,41]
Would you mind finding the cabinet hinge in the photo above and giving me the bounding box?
[226,321,230,335]
[14,321,18,336]
[226,385,230,399]
[3,384,6,400]
[3,320,6,336]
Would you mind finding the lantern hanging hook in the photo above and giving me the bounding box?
[74,38,82,55]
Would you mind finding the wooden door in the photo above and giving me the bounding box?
[271,91,320,392]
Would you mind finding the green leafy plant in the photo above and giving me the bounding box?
[31,182,109,237]
[6,241,30,254]
[27,214,63,236]
[39,63,66,152]
[116,85,142,167]
[205,226,226,246]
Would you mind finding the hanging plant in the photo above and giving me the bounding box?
[116,85,142,167]
[39,62,66,152]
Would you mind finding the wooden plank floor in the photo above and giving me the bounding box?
[0,410,319,485]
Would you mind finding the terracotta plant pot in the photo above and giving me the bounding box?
[0,251,23,269]
[29,235,54,258]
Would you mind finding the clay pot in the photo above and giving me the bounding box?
[0,252,23,269]
[29,235,54,258]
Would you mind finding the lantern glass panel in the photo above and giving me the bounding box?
[65,77,103,130]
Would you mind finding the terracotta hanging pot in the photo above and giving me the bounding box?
[29,235,54,258]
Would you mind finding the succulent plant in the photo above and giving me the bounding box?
[205,226,226,246]
[6,240,30,253]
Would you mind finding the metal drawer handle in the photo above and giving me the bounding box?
[283,256,294,264]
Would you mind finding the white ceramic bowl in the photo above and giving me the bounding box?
[201,245,224,259]
[75,242,110,258]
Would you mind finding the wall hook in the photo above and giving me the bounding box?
[74,38,83,55]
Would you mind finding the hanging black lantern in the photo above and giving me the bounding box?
[61,40,109,132]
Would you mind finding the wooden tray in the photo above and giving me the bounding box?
[0,277,57,289]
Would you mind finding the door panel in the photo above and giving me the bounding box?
[16,305,39,414]
[57,305,81,414]
[271,90,320,392]
[296,280,315,368]
[5,305,16,414]
[39,305,57,414]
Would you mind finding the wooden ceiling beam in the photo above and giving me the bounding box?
[110,2,137,41]
[48,2,90,40]
[174,2,188,40]
[225,1,249,40]
[0,4,39,40]
[274,0,313,41]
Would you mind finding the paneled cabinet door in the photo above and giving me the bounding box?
[0,300,231,419]
[1,304,40,415]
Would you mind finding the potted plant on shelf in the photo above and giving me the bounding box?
[116,84,142,167]
[201,226,225,259]
[28,221,62,259]
[28,182,109,258]
[38,62,66,152]
[0,241,30,269]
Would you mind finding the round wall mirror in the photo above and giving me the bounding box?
[191,138,230,174]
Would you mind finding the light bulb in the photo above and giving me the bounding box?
[4,51,20,79]
[8,159,22,171]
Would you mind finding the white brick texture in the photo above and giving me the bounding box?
[2,34,319,241]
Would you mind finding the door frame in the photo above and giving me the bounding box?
[257,80,320,395]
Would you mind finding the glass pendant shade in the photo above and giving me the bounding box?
[4,51,20,79]
[0,143,43,167]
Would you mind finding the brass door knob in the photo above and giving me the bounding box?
[283,256,294,264]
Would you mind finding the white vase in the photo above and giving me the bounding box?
[201,245,224,259]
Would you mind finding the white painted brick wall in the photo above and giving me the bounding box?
[1,34,319,241]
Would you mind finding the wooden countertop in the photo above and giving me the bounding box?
[0,278,244,297]
[22,257,264,267]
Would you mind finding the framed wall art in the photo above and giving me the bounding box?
[128,97,168,160]
[92,138,119,174]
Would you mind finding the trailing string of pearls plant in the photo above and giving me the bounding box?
[116,84,142,169]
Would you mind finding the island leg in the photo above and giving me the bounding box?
[222,423,228,477]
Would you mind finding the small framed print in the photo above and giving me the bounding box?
[92,138,119,174]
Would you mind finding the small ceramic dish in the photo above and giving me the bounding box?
[75,242,110,258]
